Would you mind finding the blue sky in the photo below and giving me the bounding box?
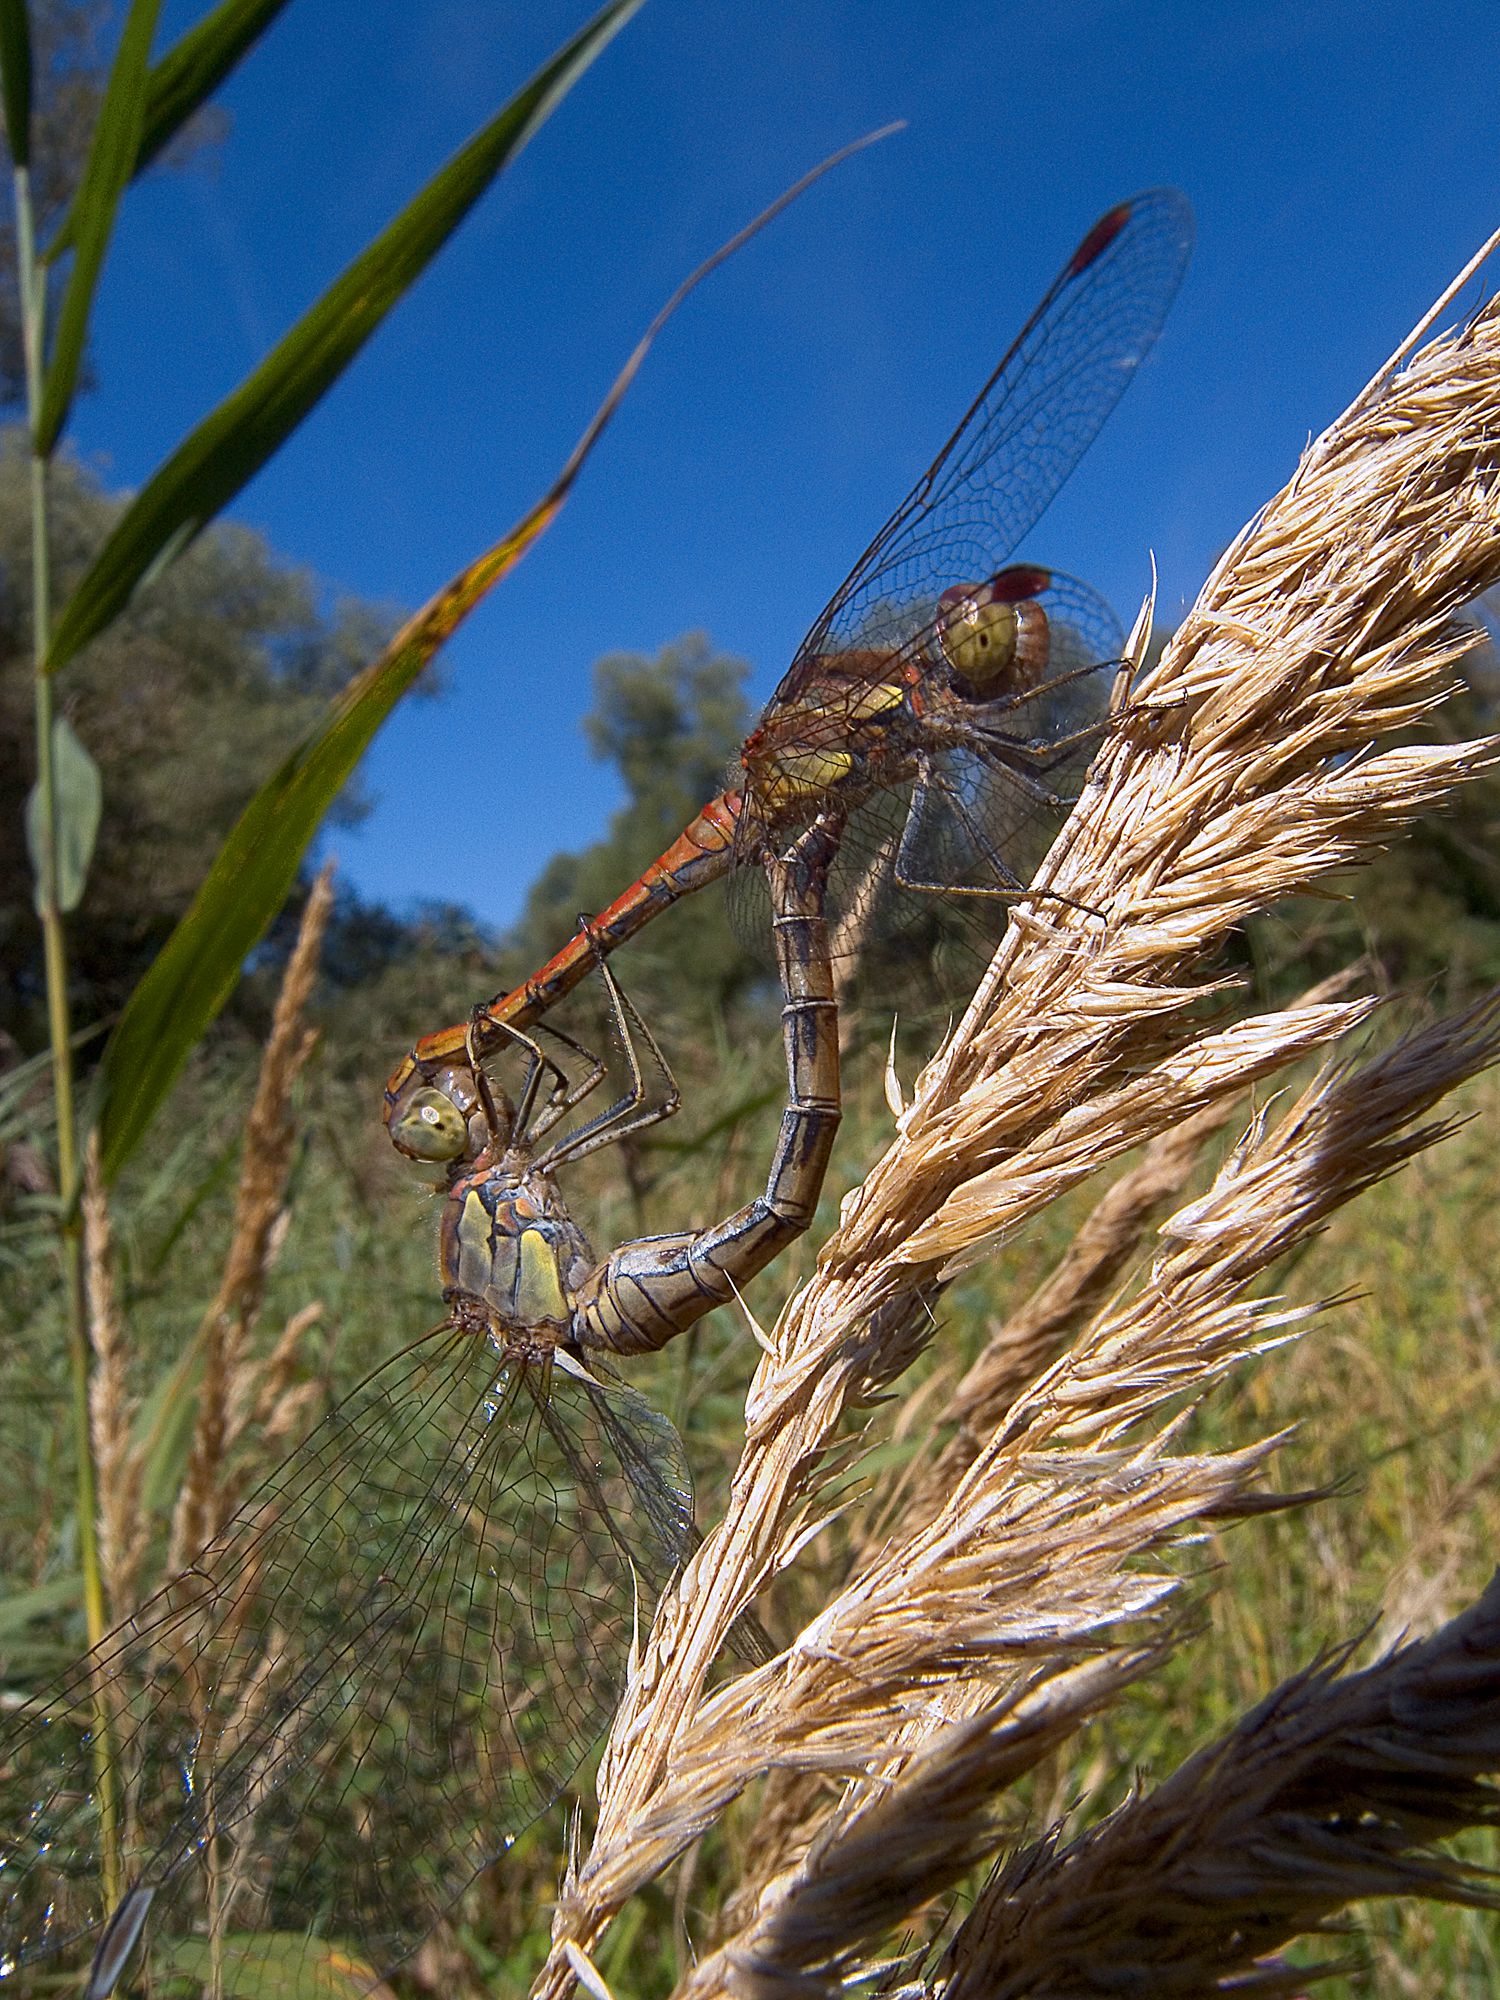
[70,0,1500,929]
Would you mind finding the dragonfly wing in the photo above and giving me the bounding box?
[0,1325,689,1993]
[552,1360,781,1668]
[773,189,1191,697]
[545,1357,694,1603]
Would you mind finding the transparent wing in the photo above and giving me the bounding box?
[773,188,1192,699]
[730,574,1123,977]
[898,571,1127,896]
[0,1330,692,1993]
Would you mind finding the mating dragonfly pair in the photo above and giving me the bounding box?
[0,188,1191,1996]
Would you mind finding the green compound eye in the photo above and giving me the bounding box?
[391,1086,469,1162]
[937,587,1019,690]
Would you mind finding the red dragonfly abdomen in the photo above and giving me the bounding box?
[385,793,743,1144]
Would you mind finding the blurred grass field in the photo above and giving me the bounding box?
[5,940,1498,1994]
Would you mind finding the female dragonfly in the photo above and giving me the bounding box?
[0,823,838,1997]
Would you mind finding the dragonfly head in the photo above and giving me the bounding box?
[936,567,1053,702]
[386,1061,492,1165]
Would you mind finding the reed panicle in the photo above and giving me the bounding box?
[653,997,1500,2000]
[930,1570,1500,2000]
[531,246,1500,1998]
[169,863,334,1571]
[82,1131,147,1621]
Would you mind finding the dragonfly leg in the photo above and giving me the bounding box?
[895,764,1106,922]
[893,766,1025,898]
[573,817,841,1357]
[538,950,681,1171]
[473,1007,609,1143]
[384,796,741,1155]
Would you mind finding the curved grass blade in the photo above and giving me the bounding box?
[45,0,292,263]
[45,0,643,673]
[94,123,897,1185]
[0,0,32,169]
[34,0,163,455]
[94,503,556,1184]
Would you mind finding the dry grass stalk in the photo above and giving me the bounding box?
[929,1569,1500,2000]
[662,995,1500,1999]
[247,1299,327,1448]
[688,1650,1170,2000]
[169,863,333,1570]
[1377,1429,1500,1647]
[909,1095,1237,1514]
[532,266,1500,1997]
[911,955,1365,1494]
[82,1131,147,1619]
[734,963,1368,1920]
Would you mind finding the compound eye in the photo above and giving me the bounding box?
[390,1085,469,1162]
[937,584,1019,693]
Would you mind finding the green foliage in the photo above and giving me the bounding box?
[34,0,161,453]
[23,708,99,909]
[0,435,394,1036]
[45,0,644,672]
[0,3,110,404]
[81,0,288,219]
[0,0,33,170]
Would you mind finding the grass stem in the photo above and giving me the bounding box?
[12,156,120,1911]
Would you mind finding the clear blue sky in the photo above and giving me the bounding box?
[70,0,1500,930]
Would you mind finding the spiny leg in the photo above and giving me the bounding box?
[894,763,1027,899]
[520,1019,610,1141]
[540,946,680,1172]
[466,1011,603,1144]
[895,760,1104,922]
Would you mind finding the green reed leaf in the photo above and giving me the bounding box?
[25,714,103,913]
[46,0,294,260]
[34,0,162,454]
[46,0,643,672]
[0,0,32,169]
[96,496,563,1184]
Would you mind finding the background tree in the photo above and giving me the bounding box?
[508,632,765,1032]
[0,442,396,1039]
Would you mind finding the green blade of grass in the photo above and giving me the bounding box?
[95,493,563,1184]
[45,0,299,261]
[133,0,290,179]
[45,0,643,673]
[0,0,32,169]
[34,0,162,454]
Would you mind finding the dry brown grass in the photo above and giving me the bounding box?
[932,1573,1500,2000]
[529,243,1500,1998]
[82,1130,146,1620]
[168,862,335,1570]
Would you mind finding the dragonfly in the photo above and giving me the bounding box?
[384,186,1192,1141]
[0,824,839,1998]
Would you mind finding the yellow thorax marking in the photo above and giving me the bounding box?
[456,1189,494,1299]
[841,679,904,720]
[516,1226,570,1327]
[760,745,855,809]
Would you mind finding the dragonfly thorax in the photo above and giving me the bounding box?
[741,654,916,821]
[441,1158,594,1337]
